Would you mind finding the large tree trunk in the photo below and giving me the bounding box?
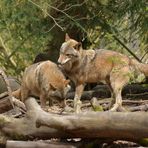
[0,97,148,142]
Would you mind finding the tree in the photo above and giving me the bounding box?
[0,0,147,77]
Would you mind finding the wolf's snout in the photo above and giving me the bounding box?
[58,58,62,64]
[58,57,70,65]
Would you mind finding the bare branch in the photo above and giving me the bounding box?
[46,3,87,33]
[140,49,148,61]
[28,0,64,31]
[44,24,56,33]
[62,1,86,12]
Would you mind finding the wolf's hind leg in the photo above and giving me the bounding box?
[105,77,115,109]
[110,66,130,111]
[74,84,84,113]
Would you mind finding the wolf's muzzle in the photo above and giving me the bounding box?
[58,58,71,65]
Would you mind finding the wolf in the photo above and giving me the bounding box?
[13,60,70,108]
[58,34,148,113]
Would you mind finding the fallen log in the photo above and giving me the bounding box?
[126,92,148,99]
[0,97,148,142]
[129,104,148,112]
[66,84,148,100]
[6,140,76,148]
[36,109,148,140]
[0,99,68,141]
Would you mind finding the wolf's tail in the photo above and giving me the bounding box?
[12,88,21,100]
[130,59,148,76]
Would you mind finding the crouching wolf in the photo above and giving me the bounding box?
[58,34,148,113]
[13,60,70,108]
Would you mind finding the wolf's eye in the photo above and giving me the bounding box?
[73,45,77,50]
[66,54,72,57]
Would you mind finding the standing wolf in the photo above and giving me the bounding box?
[13,60,70,108]
[58,34,148,113]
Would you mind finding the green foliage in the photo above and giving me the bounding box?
[138,138,148,147]
[0,0,52,76]
[0,0,147,77]
[93,105,104,112]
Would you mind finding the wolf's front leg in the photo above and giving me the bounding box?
[40,93,47,108]
[74,84,84,113]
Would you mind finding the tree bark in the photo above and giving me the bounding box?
[0,97,148,141]
[36,109,148,140]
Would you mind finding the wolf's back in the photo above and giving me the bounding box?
[130,59,148,76]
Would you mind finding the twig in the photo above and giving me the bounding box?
[44,24,56,33]
[62,1,86,11]
[0,92,8,98]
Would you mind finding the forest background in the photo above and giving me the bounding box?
[0,0,147,78]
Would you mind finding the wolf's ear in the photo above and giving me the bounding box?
[64,79,70,86]
[65,33,71,41]
[74,42,82,51]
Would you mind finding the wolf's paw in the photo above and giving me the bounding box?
[110,104,127,112]
[109,103,119,112]
[74,100,82,114]
[117,106,127,112]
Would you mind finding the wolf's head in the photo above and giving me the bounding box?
[58,34,82,68]
[49,79,71,102]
